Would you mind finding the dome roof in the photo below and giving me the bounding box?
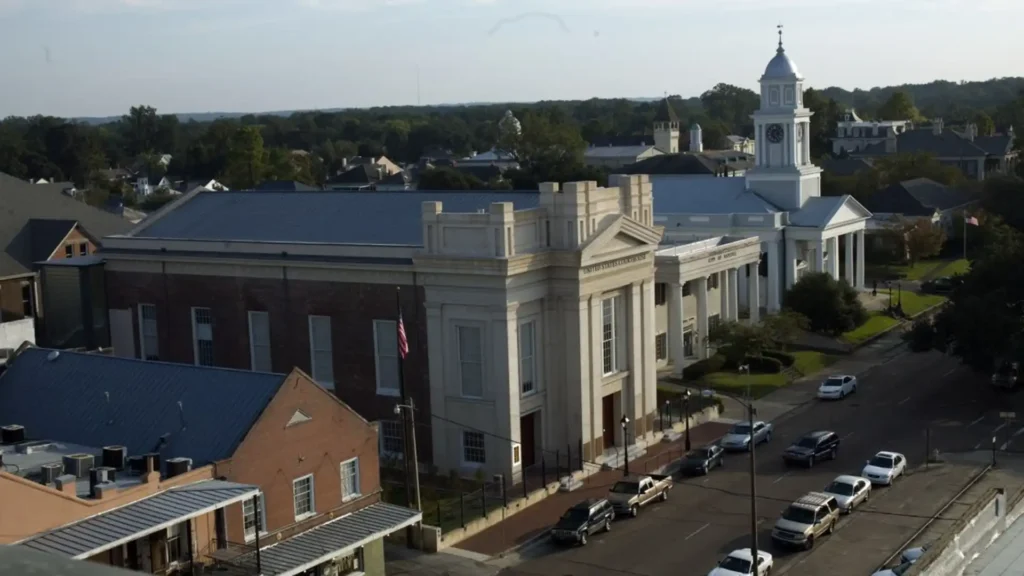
[763,47,801,80]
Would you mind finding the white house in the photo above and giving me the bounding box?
[832,109,912,155]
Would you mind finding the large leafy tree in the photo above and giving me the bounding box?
[877,91,922,122]
[783,272,867,335]
[220,126,267,189]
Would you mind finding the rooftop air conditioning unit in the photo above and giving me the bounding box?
[1,424,25,445]
[165,457,193,478]
[40,462,64,485]
[63,453,96,479]
[102,446,127,470]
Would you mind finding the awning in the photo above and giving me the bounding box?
[235,503,422,576]
[18,480,259,560]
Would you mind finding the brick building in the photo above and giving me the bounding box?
[0,347,419,575]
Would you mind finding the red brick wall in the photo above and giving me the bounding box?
[105,269,432,462]
[52,227,96,260]
[215,371,382,542]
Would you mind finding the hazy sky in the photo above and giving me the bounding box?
[0,0,1020,118]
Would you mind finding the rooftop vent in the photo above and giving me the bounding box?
[165,457,193,478]
[102,446,127,470]
[17,440,54,455]
[40,462,63,485]
[89,467,116,496]
[1,424,25,445]
[63,453,95,479]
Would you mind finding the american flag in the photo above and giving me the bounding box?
[397,311,409,359]
[966,215,979,226]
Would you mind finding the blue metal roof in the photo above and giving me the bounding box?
[134,190,541,245]
[651,176,780,214]
[0,348,286,466]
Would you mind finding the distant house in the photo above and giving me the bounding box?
[616,150,754,181]
[98,168,132,182]
[174,179,227,194]
[457,149,520,171]
[584,144,663,170]
[376,170,412,191]
[134,174,172,197]
[326,164,387,190]
[832,109,913,155]
[342,155,401,177]
[860,177,978,234]
[723,135,756,155]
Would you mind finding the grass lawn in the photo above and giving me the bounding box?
[792,350,839,376]
[867,258,969,282]
[842,313,900,345]
[942,258,970,276]
[888,290,947,316]
[703,371,788,399]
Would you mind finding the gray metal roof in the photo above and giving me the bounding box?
[131,190,540,245]
[787,196,850,227]
[652,177,780,214]
[0,348,286,467]
[762,47,801,79]
[19,480,259,559]
[234,503,422,576]
[855,128,988,158]
[1,545,141,576]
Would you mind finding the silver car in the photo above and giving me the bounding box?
[821,475,871,513]
[720,421,773,451]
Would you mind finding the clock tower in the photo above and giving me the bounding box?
[745,27,821,212]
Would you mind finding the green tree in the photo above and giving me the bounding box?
[873,153,965,187]
[706,321,774,366]
[699,83,759,135]
[783,272,868,335]
[804,88,843,160]
[974,112,995,136]
[760,310,809,350]
[121,105,160,157]
[880,216,946,264]
[417,167,484,190]
[877,91,921,122]
[220,126,266,189]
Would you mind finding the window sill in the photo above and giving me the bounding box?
[602,371,629,385]
[294,512,316,522]
[243,531,268,544]
[342,494,361,503]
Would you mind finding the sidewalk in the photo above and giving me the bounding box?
[453,419,732,557]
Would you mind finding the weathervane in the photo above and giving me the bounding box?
[777,23,784,50]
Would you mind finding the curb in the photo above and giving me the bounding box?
[847,299,949,351]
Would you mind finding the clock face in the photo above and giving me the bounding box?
[766,124,785,144]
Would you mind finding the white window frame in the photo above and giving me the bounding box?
[191,307,214,367]
[461,430,486,466]
[379,420,404,458]
[307,315,335,388]
[602,296,622,376]
[138,303,159,361]
[456,325,484,399]
[292,474,315,521]
[519,320,536,396]
[247,311,272,372]
[242,493,267,543]
[340,457,361,503]
[372,319,401,397]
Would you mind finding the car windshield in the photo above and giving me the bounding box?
[730,424,751,435]
[797,437,819,448]
[781,505,816,524]
[869,456,895,468]
[718,556,752,573]
[560,508,590,523]
[823,377,844,387]
[611,481,639,494]
[686,449,711,459]
[825,481,855,496]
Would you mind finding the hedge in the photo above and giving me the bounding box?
[744,355,784,374]
[682,354,727,380]
[761,350,795,367]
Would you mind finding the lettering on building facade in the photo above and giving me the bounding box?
[706,251,738,264]
[583,253,649,274]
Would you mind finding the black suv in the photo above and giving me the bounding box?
[783,431,840,467]
[550,498,615,546]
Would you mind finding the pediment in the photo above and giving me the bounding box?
[580,215,662,264]
[827,196,872,226]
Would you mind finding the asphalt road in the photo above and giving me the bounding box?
[496,349,1016,576]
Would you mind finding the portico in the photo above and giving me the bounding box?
[654,236,762,374]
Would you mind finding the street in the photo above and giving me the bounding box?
[492,348,1021,576]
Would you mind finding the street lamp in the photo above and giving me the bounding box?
[897,281,903,309]
[886,281,893,308]
[662,399,671,431]
[393,401,422,512]
[621,415,631,477]
[683,389,692,451]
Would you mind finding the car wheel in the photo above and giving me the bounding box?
[630,505,639,518]
[604,518,612,533]
[765,432,773,443]
[830,447,838,460]
[827,521,836,535]
[807,456,815,468]
[701,465,708,475]
[580,533,587,546]
[804,536,814,550]
[660,490,669,502]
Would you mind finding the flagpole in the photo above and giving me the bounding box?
[396,287,414,511]
[963,210,967,261]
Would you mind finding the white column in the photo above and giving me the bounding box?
[856,230,866,289]
[640,280,657,439]
[828,236,840,279]
[737,266,749,308]
[767,242,781,313]
[669,282,685,375]
[844,233,855,286]
[728,268,739,321]
[748,263,760,323]
[695,277,709,358]
[785,237,798,288]
[589,296,604,456]
[814,239,826,273]
[627,282,643,440]
[719,271,730,321]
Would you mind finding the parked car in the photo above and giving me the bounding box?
[871,561,914,576]
[862,451,907,486]
[680,445,726,476]
[720,421,773,452]
[921,276,960,294]
[992,361,1020,390]
[708,549,773,576]
[607,474,672,517]
[770,492,841,550]
[782,431,840,467]
[550,498,615,546]
[900,544,930,564]
[821,475,871,513]
[816,375,858,400]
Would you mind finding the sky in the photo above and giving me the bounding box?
[0,0,1020,118]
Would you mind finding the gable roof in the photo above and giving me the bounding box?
[653,98,679,124]
[0,172,133,278]
[617,153,721,176]
[974,134,1015,157]
[327,164,384,186]
[861,178,977,216]
[129,189,540,246]
[652,177,780,214]
[854,128,988,158]
[788,196,871,228]
[0,348,286,466]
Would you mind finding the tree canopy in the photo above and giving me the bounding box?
[783,272,868,335]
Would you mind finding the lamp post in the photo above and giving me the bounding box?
[683,389,692,451]
[897,281,902,308]
[621,415,631,477]
[393,401,421,512]
[886,281,893,308]
[664,399,672,428]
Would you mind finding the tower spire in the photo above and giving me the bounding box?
[777,23,784,52]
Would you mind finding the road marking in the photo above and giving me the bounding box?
[773,472,792,484]
[684,523,710,540]
[969,415,986,428]
[1013,426,1024,438]
[843,431,856,440]
[943,368,957,377]
[898,396,912,406]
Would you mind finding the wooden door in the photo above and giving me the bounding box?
[520,412,536,468]
[602,395,615,449]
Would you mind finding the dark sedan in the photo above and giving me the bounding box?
[679,445,725,475]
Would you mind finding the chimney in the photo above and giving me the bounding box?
[40,462,64,485]
[89,467,115,497]
[966,123,977,141]
[933,118,944,135]
[93,483,117,499]
[1,424,25,444]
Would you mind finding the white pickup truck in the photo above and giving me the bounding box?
[607,474,673,517]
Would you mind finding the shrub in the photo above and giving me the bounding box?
[904,318,936,353]
[761,349,796,367]
[744,355,784,374]
[682,354,727,380]
[784,272,868,335]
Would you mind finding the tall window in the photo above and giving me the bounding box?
[654,283,666,306]
[379,420,404,458]
[462,430,486,465]
[64,244,73,258]
[457,326,483,398]
[373,320,400,396]
[292,474,315,521]
[519,321,536,396]
[138,304,159,360]
[340,458,360,502]
[166,523,186,565]
[248,311,272,372]
[602,296,622,375]
[20,282,33,317]
[308,315,334,387]
[191,307,214,366]
[242,494,266,543]
[78,243,88,256]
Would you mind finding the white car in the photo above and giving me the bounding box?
[821,475,872,513]
[871,561,913,576]
[817,375,857,399]
[708,548,773,576]
[900,544,930,564]
[862,451,907,486]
